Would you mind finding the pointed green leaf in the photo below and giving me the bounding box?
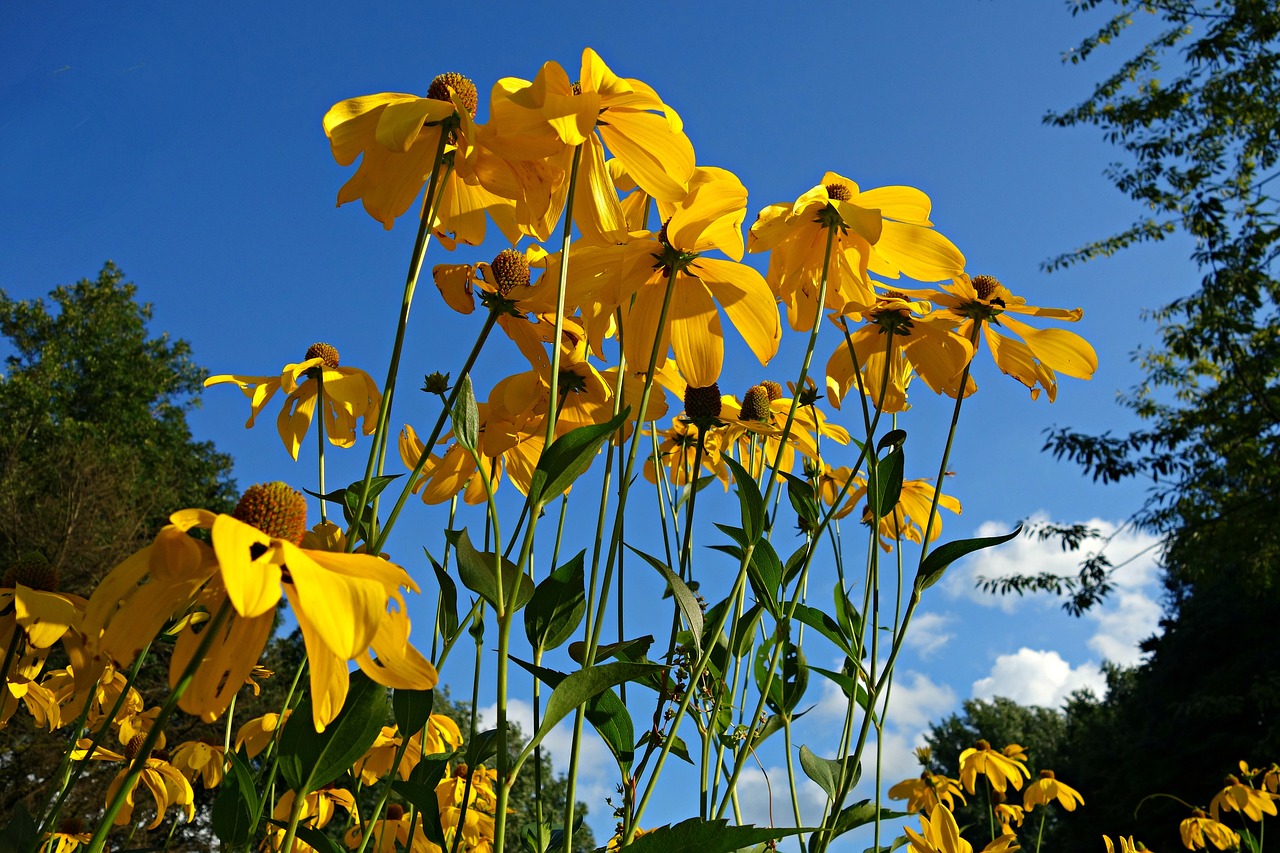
[451,374,479,452]
[0,804,37,853]
[628,545,704,655]
[278,670,389,794]
[783,472,820,528]
[808,664,874,720]
[513,657,637,771]
[392,686,434,737]
[792,603,854,658]
[528,407,630,509]
[524,661,661,758]
[466,728,501,768]
[525,551,587,652]
[427,551,460,641]
[446,527,534,614]
[754,636,808,716]
[211,750,259,846]
[867,447,904,518]
[915,525,1023,591]
[799,744,861,800]
[722,454,765,543]
[567,635,654,666]
[292,825,344,853]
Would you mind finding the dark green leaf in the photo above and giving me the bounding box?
[427,551,460,641]
[624,817,809,853]
[466,728,501,768]
[211,750,259,846]
[392,686,435,737]
[396,756,453,849]
[0,804,37,853]
[783,472,820,527]
[568,635,653,666]
[512,657,640,771]
[451,374,479,452]
[446,527,534,614]
[807,664,874,720]
[525,661,662,756]
[792,603,854,658]
[277,670,389,794]
[866,447,904,518]
[525,551,587,652]
[833,583,862,644]
[916,525,1022,591]
[729,602,765,658]
[292,825,344,853]
[528,407,630,509]
[628,545,704,655]
[876,428,907,452]
[722,455,765,543]
[637,730,693,764]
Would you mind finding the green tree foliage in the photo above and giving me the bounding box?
[0,263,241,844]
[0,261,237,586]
[953,2,1280,849]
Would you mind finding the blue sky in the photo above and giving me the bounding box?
[3,2,1186,847]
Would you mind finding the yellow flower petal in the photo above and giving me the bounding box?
[211,514,283,619]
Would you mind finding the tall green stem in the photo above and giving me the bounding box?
[348,127,452,550]
[543,145,584,451]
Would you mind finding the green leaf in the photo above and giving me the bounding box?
[568,635,654,666]
[513,657,641,771]
[754,636,808,716]
[628,545,704,655]
[867,447,904,518]
[876,428,907,452]
[528,407,630,509]
[277,670,389,795]
[799,744,861,800]
[833,582,862,643]
[916,525,1023,591]
[637,730,694,764]
[792,603,854,658]
[0,804,37,853]
[525,551,587,653]
[722,454,765,543]
[446,527,534,614]
[625,817,809,853]
[808,663,874,720]
[292,825,344,853]
[710,532,782,616]
[525,661,662,757]
[783,472,820,528]
[451,374,479,452]
[392,686,435,737]
[427,551,460,641]
[466,728,501,768]
[729,602,765,658]
[211,750,259,846]
[396,757,453,848]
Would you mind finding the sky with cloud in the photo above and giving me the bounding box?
[3,2,1186,849]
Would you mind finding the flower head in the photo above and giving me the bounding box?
[1209,774,1278,822]
[958,740,1030,794]
[205,344,382,460]
[1023,769,1084,812]
[1181,808,1241,850]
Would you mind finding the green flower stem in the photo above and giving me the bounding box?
[783,715,804,829]
[353,733,414,853]
[371,304,500,555]
[759,225,837,509]
[1035,807,1046,853]
[543,144,584,451]
[34,640,153,848]
[276,780,310,853]
[449,612,486,853]
[86,600,233,853]
[561,265,678,852]
[348,128,452,550]
[629,557,752,838]
[315,369,328,523]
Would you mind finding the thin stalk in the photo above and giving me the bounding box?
[36,644,152,844]
[353,734,414,853]
[371,305,500,554]
[315,370,328,523]
[543,144,584,450]
[348,128,451,549]
[562,265,679,852]
[86,601,232,853]
[277,782,309,853]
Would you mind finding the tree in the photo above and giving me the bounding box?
[0,261,237,586]
[958,3,1280,848]
[0,263,239,842]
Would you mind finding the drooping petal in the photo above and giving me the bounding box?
[598,110,694,203]
[285,585,349,733]
[667,276,724,388]
[695,257,781,368]
[211,514,283,618]
[999,315,1098,379]
[868,221,966,282]
[276,385,318,460]
[278,542,383,660]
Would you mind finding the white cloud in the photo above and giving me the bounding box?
[734,763,829,828]
[971,648,1106,708]
[942,514,1162,613]
[1087,590,1162,666]
[903,612,953,658]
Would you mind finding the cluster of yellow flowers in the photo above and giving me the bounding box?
[1,46,1106,853]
